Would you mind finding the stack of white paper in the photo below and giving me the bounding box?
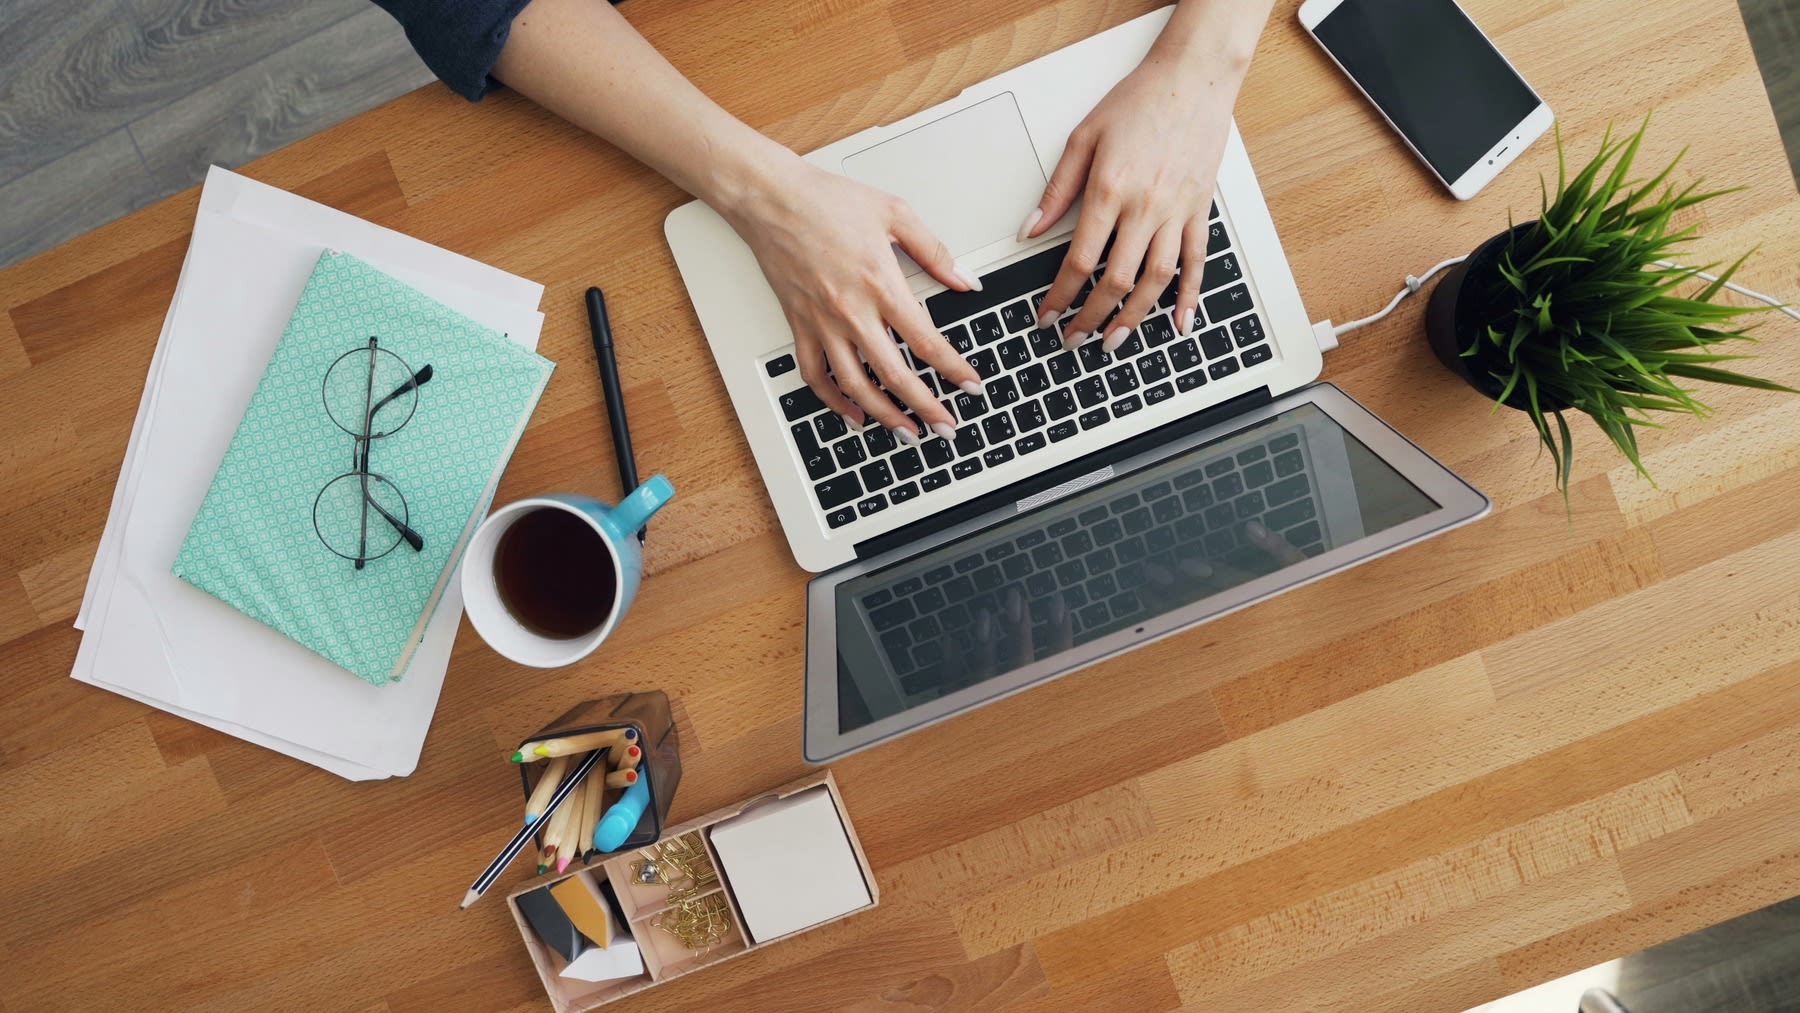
[71,167,547,780]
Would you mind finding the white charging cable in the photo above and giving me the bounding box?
[1311,255,1799,354]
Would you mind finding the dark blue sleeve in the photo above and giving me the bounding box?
[369,0,542,102]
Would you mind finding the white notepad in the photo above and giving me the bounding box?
[707,787,871,943]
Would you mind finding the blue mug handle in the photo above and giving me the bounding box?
[600,474,675,542]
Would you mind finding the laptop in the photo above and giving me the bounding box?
[665,7,1491,760]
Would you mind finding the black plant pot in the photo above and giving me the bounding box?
[1425,222,1569,413]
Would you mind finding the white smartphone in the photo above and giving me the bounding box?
[1298,0,1553,200]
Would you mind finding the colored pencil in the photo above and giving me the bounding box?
[523,754,571,825]
[461,749,600,908]
[612,744,641,771]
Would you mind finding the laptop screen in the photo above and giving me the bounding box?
[830,402,1439,733]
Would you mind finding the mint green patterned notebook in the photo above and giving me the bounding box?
[173,252,553,685]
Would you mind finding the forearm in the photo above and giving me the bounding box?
[491,0,791,219]
[1150,0,1276,92]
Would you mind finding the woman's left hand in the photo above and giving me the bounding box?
[1025,49,1245,351]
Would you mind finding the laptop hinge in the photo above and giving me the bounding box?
[852,386,1275,561]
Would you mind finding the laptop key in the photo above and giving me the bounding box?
[1273,450,1304,479]
[1207,219,1229,254]
[864,427,898,457]
[1137,350,1172,383]
[1086,572,1117,600]
[1049,420,1079,442]
[923,439,955,469]
[945,324,973,354]
[892,447,925,480]
[1271,432,1300,452]
[1204,502,1236,529]
[1232,313,1265,347]
[1208,357,1241,380]
[953,391,989,422]
[1267,475,1310,507]
[780,386,826,421]
[1077,342,1111,373]
[1176,370,1207,393]
[1235,490,1266,519]
[869,599,915,631]
[1244,460,1274,488]
[1104,363,1140,397]
[815,473,862,509]
[1093,518,1123,543]
[765,354,797,377]
[953,423,985,457]
[971,313,1006,345]
[1079,408,1110,430]
[1144,382,1174,406]
[825,506,856,529]
[1026,570,1057,598]
[889,481,919,504]
[1113,329,1143,358]
[1017,431,1048,455]
[921,468,952,492]
[1075,376,1108,408]
[968,348,1002,379]
[1110,493,1140,514]
[1182,484,1214,510]
[1201,252,1242,292]
[984,445,1015,468]
[857,495,887,517]
[1112,395,1143,418]
[1028,327,1062,357]
[1153,496,1182,524]
[1047,351,1081,385]
[1206,458,1234,477]
[1265,497,1317,532]
[1050,516,1078,537]
[1115,536,1145,562]
[1169,338,1202,373]
[1017,364,1050,397]
[833,439,866,469]
[1203,283,1252,324]
[1123,507,1152,535]
[987,375,1021,409]
[1241,343,1273,367]
[998,337,1031,371]
[1031,542,1063,568]
[1141,315,1177,347]
[1003,553,1032,580]
[1044,388,1078,420]
[954,554,984,573]
[1013,399,1047,432]
[1198,327,1232,359]
[1018,529,1048,548]
[982,413,1016,444]
[1001,300,1036,333]
[1063,529,1094,556]
[1215,472,1245,499]
[952,458,984,480]
[893,576,924,597]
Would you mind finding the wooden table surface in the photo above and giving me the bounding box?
[4,1,1799,1010]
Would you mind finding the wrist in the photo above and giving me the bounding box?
[1150,1,1269,84]
[696,131,809,229]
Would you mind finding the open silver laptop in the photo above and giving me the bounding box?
[665,8,1490,760]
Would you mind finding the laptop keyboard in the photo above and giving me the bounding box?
[860,426,1325,700]
[764,202,1278,532]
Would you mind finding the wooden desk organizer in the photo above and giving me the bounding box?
[506,769,876,1011]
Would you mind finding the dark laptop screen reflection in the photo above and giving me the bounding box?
[834,403,1438,733]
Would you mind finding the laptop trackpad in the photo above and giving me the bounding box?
[841,92,1045,262]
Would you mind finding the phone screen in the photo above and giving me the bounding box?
[1313,0,1540,183]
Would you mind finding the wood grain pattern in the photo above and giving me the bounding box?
[3,1,1799,1010]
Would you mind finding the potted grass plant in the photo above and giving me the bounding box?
[1424,119,1795,493]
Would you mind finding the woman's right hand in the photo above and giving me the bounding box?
[718,157,984,443]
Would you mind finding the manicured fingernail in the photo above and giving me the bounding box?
[1145,562,1173,586]
[1049,595,1067,622]
[975,610,993,641]
[959,379,984,396]
[1179,559,1213,579]
[842,412,864,430]
[931,422,957,440]
[1016,208,1043,243]
[1178,307,1196,335]
[1036,308,1054,328]
[893,426,920,446]
[1245,519,1269,541]
[954,265,983,292]
[1103,327,1129,352]
[1062,330,1088,351]
[1005,588,1023,623]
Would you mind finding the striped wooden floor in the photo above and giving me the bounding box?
[2,1,1799,1011]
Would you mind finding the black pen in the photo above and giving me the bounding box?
[585,287,644,543]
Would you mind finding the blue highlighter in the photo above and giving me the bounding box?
[594,775,652,852]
